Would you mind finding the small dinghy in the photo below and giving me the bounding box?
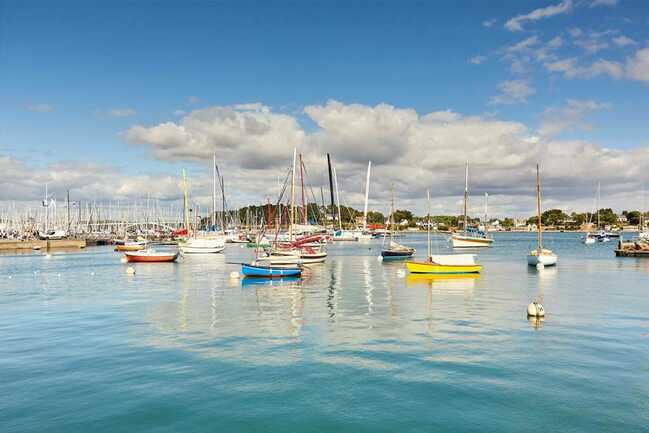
[406,254,481,274]
[241,262,302,278]
[381,241,415,259]
[124,250,179,263]
[115,241,147,252]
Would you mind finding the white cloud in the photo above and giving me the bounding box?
[590,0,618,7]
[489,80,536,105]
[125,103,305,169]
[544,57,624,79]
[612,36,636,47]
[468,55,487,65]
[539,99,612,137]
[108,108,137,117]
[505,0,572,32]
[626,47,649,82]
[507,36,540,53]
[27,103,54,113]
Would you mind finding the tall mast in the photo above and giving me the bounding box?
[66,189,71,233]
[44,183,49,233]
[289,148,296,241]
[212,154,217,229]
[363,161,371,231]
[484,192,488,225]
[333,167,342,231]
[389,184,395,242]
[536,164,543,252]
[463,161,469,236]
[327,153,335,229]
[300,153,306,225]
[597,181,601,229]
[427,189,431,259]
[182,169,190,235]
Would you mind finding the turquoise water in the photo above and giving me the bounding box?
[1,233,648,432]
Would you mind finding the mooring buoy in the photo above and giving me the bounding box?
[527,301,545,317]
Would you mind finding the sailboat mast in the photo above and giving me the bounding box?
[182,170,190,235]
[427,189,431,259]
[333,167,342,231]
[463,161,469,236]
[44,183,49,233]
[484,192,488,225]
[290,148,296,241]
[363,161,371,231]
[327,154,335,229]
[597,181,601,229]
[300,153,306,225]
[212,154,217,229]
[536,164,543,252]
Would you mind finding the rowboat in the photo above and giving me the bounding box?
[124,250,179,263]
[115,241,146,252]
[406,254,481,274]
[241,263,302,278]
[381,241,415,259]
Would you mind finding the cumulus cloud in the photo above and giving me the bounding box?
[482,19,496,28]
[612,35,636,47]
[5,99,649,215]
[539,99,612,137]
[489,80,536,105]
[505,0,572,32]
[125,103,305,169]
[27,103,54,113]
[544,57,624,79]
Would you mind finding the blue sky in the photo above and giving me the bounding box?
[1,0,648,214]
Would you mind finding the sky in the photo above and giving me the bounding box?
[1,0,649,217]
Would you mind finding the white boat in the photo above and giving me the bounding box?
[527,164,558,267]
[584,235,596,245]
[179,235,226,254]
[451,162,493,248]
[332,229,357,241]
[39,229,68,240]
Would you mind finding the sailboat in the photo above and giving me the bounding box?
[451,162,494,248]
[406,191,481,274]
[330,164,357,241]
[352,161,373,240]
[527,164,558,267]
[584,183,598,244]
[381,187,415,259]
[179,164,226,254]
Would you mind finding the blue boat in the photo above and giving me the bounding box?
[241,263,302,278]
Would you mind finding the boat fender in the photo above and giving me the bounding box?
[229,271,240,279]
[120,257,128,264]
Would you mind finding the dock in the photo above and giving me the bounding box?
[0,239,87,251]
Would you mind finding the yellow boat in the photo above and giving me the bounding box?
[405,254,481,274]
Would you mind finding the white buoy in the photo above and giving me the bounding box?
[536,262,545,270]
[396,269,406,278]
[126,266,136,275]
[8,275,12,279]
[45,253,52,259]
[377,255,383,262]
[527,301,545,317]
[90,272,95,276]
[229,271,240,279]
[120,257,128,264]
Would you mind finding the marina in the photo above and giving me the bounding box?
[1,232,648,432]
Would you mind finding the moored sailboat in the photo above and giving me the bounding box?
[451,162,494,248]
[381,187,415,259]
[527,164,558,267]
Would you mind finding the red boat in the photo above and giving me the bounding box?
[124,250,179,263]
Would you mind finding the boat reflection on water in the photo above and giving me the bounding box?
[406,273,479,289]
[240,276,302,288]
[528,315,545,329]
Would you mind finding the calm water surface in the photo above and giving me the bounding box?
[1,233,648,432]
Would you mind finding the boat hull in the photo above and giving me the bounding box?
[180,246,225,254]
[115,244,146,252]
[125,252,179,263]
[527,251,558,266]
[241,263,302,278]
[451,235,494,248]
[406,261,481,274]
[381,249,415,259]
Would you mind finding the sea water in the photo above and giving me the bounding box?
[1,232,647,432]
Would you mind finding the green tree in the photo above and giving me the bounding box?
[502,217,514,228]
[366,211,385,224]
[391,209,414,225]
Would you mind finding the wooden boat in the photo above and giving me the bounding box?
[406,254,481,274]
[115,241,146,252]
[241,263,302,277]
[451,163,493,248]
[124,250,179,263]
[527,164,557,267]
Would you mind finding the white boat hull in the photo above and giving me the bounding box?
[527,250,558,266]
[180,237,226,254]
[451,235,494,248]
